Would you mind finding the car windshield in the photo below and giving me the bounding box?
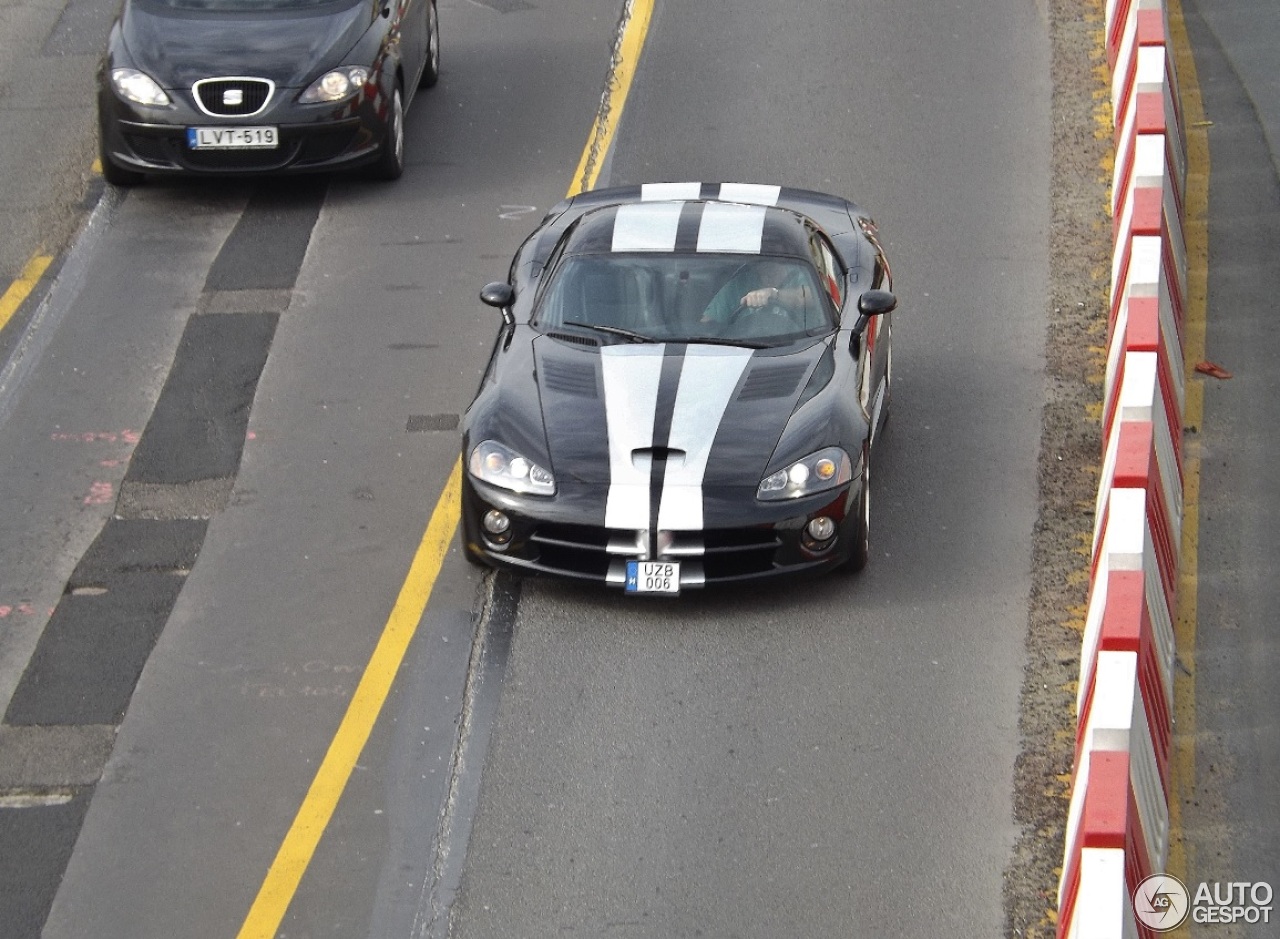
[533,254,837,346]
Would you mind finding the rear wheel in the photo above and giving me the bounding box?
[370,85,405,180]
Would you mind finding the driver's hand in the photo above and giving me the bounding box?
[740,286,779,308]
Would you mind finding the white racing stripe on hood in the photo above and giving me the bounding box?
[611,202,683,252]
[696,202,767,253]
[717,183,781,206]
[659,346,755,530]
[601,345,665,529]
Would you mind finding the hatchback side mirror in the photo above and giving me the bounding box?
[480,282,516,326]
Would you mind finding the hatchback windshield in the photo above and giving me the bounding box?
[534,254,837,345]
[137,0,355,11]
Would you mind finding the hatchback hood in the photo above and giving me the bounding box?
[121,2,370,89]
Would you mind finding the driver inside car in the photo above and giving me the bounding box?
[700,258,812,329]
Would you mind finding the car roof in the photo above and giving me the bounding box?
[521,182,875,276]
[562,199,815,260]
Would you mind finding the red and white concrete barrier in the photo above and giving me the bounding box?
[1056,0,1190,935]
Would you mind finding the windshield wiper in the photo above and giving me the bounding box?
[563,322,657,343]
[680,336,769,349]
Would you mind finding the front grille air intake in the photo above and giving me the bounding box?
[193,78,273,117]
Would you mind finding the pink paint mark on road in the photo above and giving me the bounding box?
[0,603,49,618]
[83,481,114,505]
[50,429,142,445]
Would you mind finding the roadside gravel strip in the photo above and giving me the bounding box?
[1003,1,1113,936]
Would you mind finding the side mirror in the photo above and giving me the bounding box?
[857,288,897,319]
[480,281,516,326]
[848,288,896,354]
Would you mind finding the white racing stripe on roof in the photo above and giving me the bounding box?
[658,345,754,531]
[696,202,767,254]
[611,202,684,252]
[717,183,781,206]
[640,182,702,201]
[601,345,665,529]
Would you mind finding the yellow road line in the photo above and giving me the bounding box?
[1165,0,1209,886]
[570,0,654,196]
[236,459,462,939]
[0,254,53,333]
[235,5,655,935]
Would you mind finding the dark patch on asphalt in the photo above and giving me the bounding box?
[5,572,190,727]
[407,413,460,432]
[124,312,277,484]
[5,519,205,726]
[0,789,92,939]
[205,180,327,292]
[0,180,324,938]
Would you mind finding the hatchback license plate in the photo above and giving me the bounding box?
[187,126,278,150]
[625,561,680,595]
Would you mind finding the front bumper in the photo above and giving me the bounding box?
[98,88,387,177]
[461,474,863,589]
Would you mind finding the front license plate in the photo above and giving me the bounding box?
[187,126,278,150]
[625,560,680,595]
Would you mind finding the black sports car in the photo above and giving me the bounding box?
[461,183,897,593]
[96,0,439,184]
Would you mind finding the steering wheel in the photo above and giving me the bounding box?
[727,301,801,333]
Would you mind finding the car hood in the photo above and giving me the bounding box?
[534,337,830,491]
[120,2,370,88]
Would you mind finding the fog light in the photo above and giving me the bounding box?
[483,510,512,544]
[806,517,836,541]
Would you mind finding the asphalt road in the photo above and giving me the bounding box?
[1,0,1274,937]
[448,1,1050,935]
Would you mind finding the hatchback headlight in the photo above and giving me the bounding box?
[468,440,556,496]
[757,446,853,501]
[299,67,370,104]
[110,68,171,107]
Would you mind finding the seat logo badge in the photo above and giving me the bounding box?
[223,88,244,106]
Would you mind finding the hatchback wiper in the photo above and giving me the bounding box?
[563,322,656,343]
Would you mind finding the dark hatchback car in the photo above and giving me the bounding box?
[97,0,439,184]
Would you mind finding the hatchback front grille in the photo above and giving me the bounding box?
[193,78,273,117]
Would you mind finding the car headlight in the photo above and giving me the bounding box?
[299,67,370,104]
[757,446,854,501]
[468,440,556,496]
[110,68,171,107]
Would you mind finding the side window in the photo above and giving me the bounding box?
[530,240,571,325]
[808,231,844,307]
